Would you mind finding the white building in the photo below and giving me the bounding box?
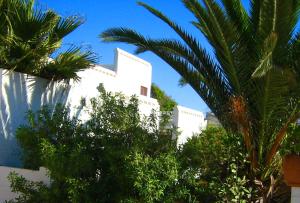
[70,48,207,144]
[67,48,160,119]
[0,48,206,167]
[173,105,206,144]
[0,48,207,202]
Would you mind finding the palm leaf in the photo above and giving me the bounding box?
[252,32,278,78]
[41,46,97,81]
[0,0,93,80]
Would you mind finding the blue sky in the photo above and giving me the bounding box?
[36,0,249,112]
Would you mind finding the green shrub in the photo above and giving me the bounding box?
[151,84,177,112]
[280,123,300,156]
[12,85,189,203]
[12,86,283,203]
[178,127,257,202]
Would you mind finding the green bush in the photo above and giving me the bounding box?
[280,123,300,156]
[12,85,189,203]
[178,127,257,202]
[11,85,276,203]
[151,84,177,112]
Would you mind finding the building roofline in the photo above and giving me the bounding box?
[115,48,151,67]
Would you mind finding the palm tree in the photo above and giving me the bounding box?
[101,0,300,201]
[0,0,96,81]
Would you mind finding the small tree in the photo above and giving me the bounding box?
[178,127,254,202]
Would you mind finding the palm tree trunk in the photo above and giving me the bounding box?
[266,112,300,165]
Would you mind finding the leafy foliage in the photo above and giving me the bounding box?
[151,83,177,112]
[16,88,290,203]
[0,0,96,81]
[6,172,55,203]
[280,123,300,156]
[178,127,257,202]
[126,152,181,202]
[11,86,271,202]
[12,86,190,203]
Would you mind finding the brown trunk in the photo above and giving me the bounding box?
[241,126,258,170]
[266,112,300,165]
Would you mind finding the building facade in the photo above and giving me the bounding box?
[0,48,207,167]
[72,48,207,144]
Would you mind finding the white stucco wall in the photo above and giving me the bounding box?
[0,166,49,202]
[0,49,158,167]
[115,48,152,97]
[0,48,206,167]
[291,187,300,203]
[173,105,207,145]
[0,69,71,167]
[66,48,154,114]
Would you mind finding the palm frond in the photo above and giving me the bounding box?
[252,32,278,78]
[50,15,84,42]
[137,1,218,73]
[41,46,97,82]
[274,0,300,50]
[183,0,241,93]
[221,0,250,33]
[0,0,91,80]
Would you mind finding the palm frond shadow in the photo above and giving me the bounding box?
[0,69,80,167]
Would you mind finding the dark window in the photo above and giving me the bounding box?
[140,86,148,96]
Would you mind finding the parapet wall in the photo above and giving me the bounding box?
[173,105,207,145]
[0,69,71,167]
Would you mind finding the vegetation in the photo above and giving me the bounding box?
[280,123,300,156]
[8,86,266,203]
[180,127,290,203]
[179,127,257,202]
[11,85,188,203]
[2,0,299,202]
[0,0,96,81]
[151,83,177,112]
[101,0,300,200]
